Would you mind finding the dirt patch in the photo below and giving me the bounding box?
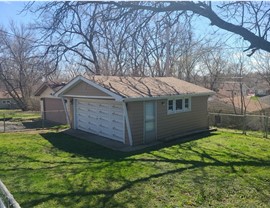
[0,119,62,133]
[0,121,25,132]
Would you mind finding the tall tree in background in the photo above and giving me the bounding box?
[0,23,53,111]
[29,2,105,75]
[199,47,227,91]
[110,1,270,56]
[24,1,270,80]
[253,51,270,87]
[27,2,198,77]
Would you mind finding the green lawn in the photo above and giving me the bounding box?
[0,110,40,121]
[0,130,270,207]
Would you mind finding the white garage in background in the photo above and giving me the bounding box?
[75,99,124,142]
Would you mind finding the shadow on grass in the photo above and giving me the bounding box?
[40,131,217,160]
[17,131,269,207]
[22,119,59,129]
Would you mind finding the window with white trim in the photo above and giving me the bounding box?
[168,99,174,112]
[167,97,191,114]
[184,98,190,109]
[2,100,11,104]
[176,99,183,111]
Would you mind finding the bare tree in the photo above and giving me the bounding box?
[108,1,270,56]
[28,2,104,74]
[0,23,52,111]
[252,51,270,87]
[26,1,239,83]
[26,2,206,78]
[199,47,227,91]
[176,31,205,82]
[225,56,250,115]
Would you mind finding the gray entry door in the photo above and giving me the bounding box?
[144,101,156,143]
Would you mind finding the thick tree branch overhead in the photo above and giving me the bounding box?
[111,1,270,56]
[24,1,270,77]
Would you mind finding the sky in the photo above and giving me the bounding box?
[0,1,32,27]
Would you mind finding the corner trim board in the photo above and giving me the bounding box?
[61,98,71,126]
[123,102,133,146]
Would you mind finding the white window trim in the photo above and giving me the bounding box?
[2,100,11,104]
[167,97,191,114]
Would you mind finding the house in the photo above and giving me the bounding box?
[53,75,214,146]
[34,82,67,124]
[208,94,270,115]
[0,90,18,109]
[218,81,250,97]
[208,94,270,131]
[255,82,270,97]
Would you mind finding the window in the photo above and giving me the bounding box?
[168,100,174,112]
[167,97,191,114]
[2,100,11,104]
[184,98,189,109]
[176,99,183,111]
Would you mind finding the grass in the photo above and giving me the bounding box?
[250,96,259,101]
[0,110,40,121]
[0,130,270,207]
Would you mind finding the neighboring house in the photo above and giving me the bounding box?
[252,80,270,97]
[34,82,67,124]
[255,88,270,97]
[0,91,18,109]
[259,95,270,106]
[53,75,214,146]
[208,94,270,130]
[208,94,270,115]
[218,81,250,98]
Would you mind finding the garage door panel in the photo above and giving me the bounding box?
[76,99,124,142]
[77,107,88,113]
[78,123,90,131]
[77,113,88,119]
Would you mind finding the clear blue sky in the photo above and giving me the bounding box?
[0,1,32,27]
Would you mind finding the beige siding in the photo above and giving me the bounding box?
[157,96,209,140]
[63,81,110,97]
[44,98,67,124]
[127,102,144,145]
[40,87,55,98]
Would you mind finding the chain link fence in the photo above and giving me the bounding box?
[0,110,68,133]
[1,110,269,138]
[0,180,20,208]
[209,112,269,138]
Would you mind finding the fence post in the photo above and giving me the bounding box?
[42,111,45,129]
[242,114,247,135]
[265,115,268,139]
[3,113,5,133]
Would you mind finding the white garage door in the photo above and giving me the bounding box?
[75,99,124,142]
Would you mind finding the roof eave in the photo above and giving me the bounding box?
[54,75,124,101]
[34,83,49,97]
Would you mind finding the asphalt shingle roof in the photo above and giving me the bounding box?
[89,76,214,98]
